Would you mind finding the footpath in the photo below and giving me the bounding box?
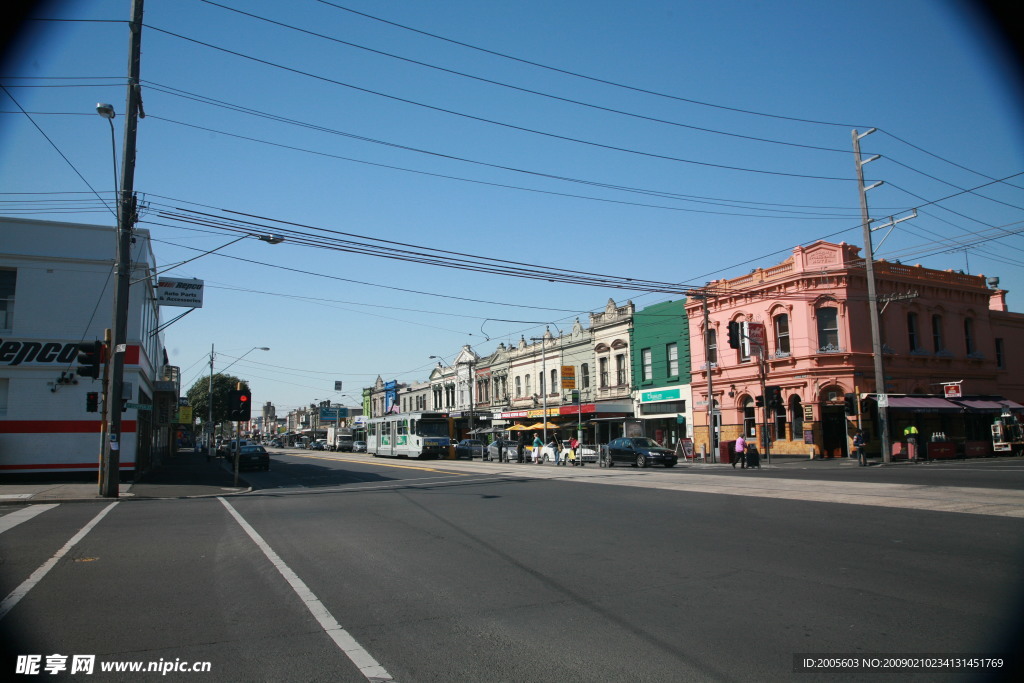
[0,448,249,503]
[0,448,892,504]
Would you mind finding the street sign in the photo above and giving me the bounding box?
[125,402,151,411]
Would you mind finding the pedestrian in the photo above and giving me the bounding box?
[733,434,746,469]
[497,438,505,463]
[516,437,524,464]
[569,436,580,466]
[553,436,563,466]
[853,430,867,466]
[532,434,543,464]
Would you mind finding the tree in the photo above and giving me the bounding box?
[185,373,250,434]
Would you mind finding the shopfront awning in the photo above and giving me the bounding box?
[953,398,1024,412]
[883,397,963,412]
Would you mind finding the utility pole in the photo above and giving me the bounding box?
[852,128,891,464]
[207,343,214,454]
[100,0,144,497]
[693,291,718,460]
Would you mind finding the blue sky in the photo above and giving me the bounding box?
[2,0,1022,413]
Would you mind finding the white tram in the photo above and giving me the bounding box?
[366,411,451,458]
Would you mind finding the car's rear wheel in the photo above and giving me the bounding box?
[636,454,647,468]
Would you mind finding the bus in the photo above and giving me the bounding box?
[367,411,451,458]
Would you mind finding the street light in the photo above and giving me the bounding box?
[530,331,552,449]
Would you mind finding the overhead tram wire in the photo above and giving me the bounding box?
[139,79,874,215]
[197,0,857,157]
[312,0,868,130]
[142,25,857,183]
[145,114,861,220]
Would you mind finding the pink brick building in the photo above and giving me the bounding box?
[686,241,1024,459]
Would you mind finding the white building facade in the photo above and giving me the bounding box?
[0,217,170,474]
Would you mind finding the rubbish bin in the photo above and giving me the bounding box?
[721,440,736,465]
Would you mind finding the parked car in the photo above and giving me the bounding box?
[485,439,517,461]
[454,439,485,459]
[237,444,270,471]
[604,437,677,468]
[337,437,355,452]
[310,439,328,451]
[352,441,367,453]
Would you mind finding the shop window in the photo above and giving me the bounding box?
[817,307,840,352]
[774,403,787,441]
[743,399,756,438]
[774,314,790,356]
[666,343,678,376]
[641,348,652,381]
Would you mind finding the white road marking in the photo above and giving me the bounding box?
[218,497,394,682]
[0,503,59,535]
[0,502,118,621]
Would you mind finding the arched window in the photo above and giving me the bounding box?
[743,398,757,438]
[932,314,944,352]
[964,318,976,354]
[515,376,521,397]
[790,395,803,437]
[580,363,590,389]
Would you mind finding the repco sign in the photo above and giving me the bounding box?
[0,339,81,366]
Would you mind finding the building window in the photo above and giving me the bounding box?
[817,307,839,351]
[774,314,790,355]
[515,376,521,397]
[964,318,976,354]
[599,357,609,388]
[641,348,652,381]
[907,312,921,352]
[550,368,557,395]
[0,269,15,330]
[539,374,545,396]
[739,321,751,362]
[666,343,678,377]
[774,403,787,441]
[524,374,531,396]
[932,314,944,352]
[996,338,1005,369]
[615,354,626,385]
[790,395,803,437]
[743,399,756,438]
[706,329,718,365]
[580,363,590,389]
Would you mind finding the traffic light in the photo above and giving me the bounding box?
[844,393,857,415]
[755,395,764,408]
[765,385,782,411]
[228,389,252,421]
[86,391,99,413]
[727,321,741,349]
[76,340,106,380]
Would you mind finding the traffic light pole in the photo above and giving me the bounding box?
[100,0,144,498]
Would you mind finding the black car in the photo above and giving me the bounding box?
[454,439,485,459]
[236,444,270,471]
[604,437,677,468]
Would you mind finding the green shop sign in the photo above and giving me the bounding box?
[640,388,681,403]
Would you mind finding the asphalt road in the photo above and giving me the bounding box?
[2,450,1022,682]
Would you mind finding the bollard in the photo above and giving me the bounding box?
[809,448,815,460]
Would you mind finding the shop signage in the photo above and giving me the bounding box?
[560,365,576,389]
[942,383,962,399]
[155,277,205,308]
[640,388,681,403]
[803,405,814,421]
[747,322,766,354]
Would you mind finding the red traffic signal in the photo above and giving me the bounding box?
[228,389,252,421]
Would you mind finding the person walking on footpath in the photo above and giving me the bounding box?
[532,434,544,464]
[733,434,746,469]
[853,430,867,466]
